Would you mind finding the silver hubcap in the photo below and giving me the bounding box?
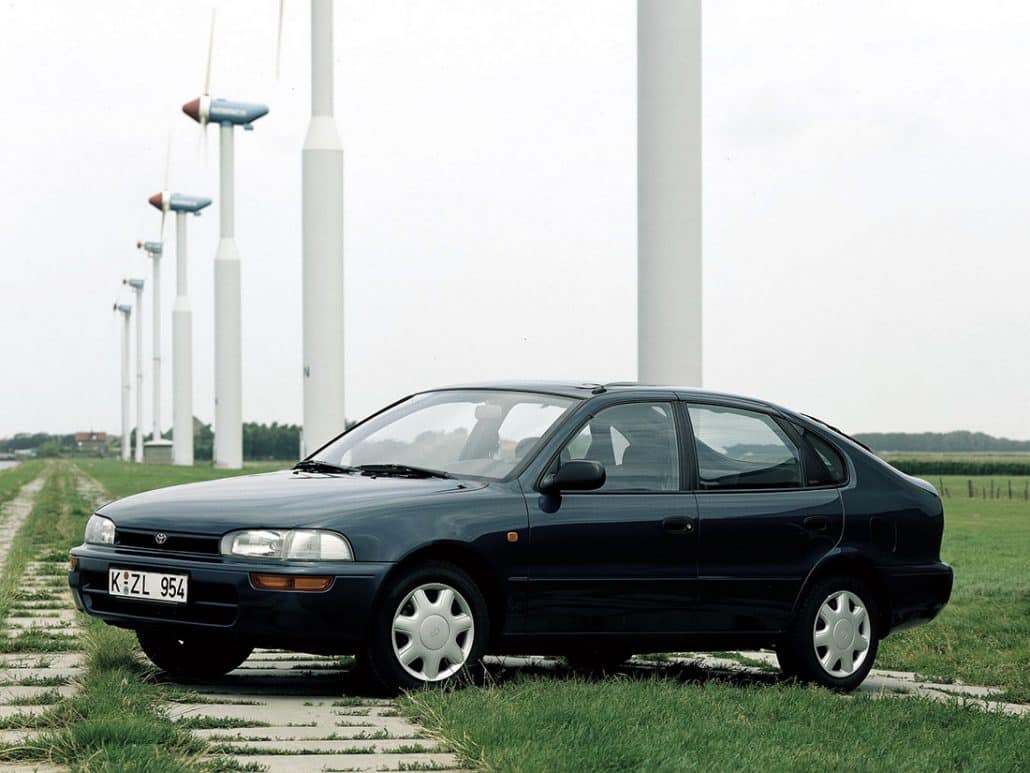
[392,583,474,682]
[813,590,871,677]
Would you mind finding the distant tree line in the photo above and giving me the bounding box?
[2,422,305,462]
[854,431,1030,453]
[887,457,1030,476]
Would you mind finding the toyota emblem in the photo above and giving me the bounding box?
[154,533,168,546]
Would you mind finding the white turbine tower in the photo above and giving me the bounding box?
[637,0,702,386]
[114,303,133,462]
[277,0,346,458]
[123,278,145,463]
[149,191,213,466]
[183,13,270,469]
[137,240,173,462]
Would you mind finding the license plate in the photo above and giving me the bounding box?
[109,568,188,605]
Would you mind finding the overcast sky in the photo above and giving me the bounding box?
[1,0,1028,441]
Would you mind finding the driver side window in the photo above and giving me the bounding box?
[560,402,680,492]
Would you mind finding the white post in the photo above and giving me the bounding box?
[151,251,161,441]
[301,0,346,457]
[119,308,132,462]
[637,0,702,387]
[132,283,144,463]
[214,122,243,469]
[172,213,194,466]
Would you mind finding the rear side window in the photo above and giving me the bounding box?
[800,430,847,485]
[687,405,802,490]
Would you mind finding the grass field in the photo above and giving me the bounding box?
[877,475,1030,702]
[1,461,1026,771]
[73,458,288,500]
[404,471,1030,770]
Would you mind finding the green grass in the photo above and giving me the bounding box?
[0,461,207,771]
[74,458,288,500]
[0,462,77,631]
[878,475,1030,701]
[405,677,1029,771]
[0,460,44,510]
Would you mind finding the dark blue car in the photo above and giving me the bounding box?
[69,382,952,692]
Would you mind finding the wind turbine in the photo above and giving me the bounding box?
[114,303,133,462]
[637,0,702,387]
[123,278,145,463]
[149,191,213,466]
[182,11,270,469]
[277,0,346,457]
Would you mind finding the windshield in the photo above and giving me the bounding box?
[312,390,578,480]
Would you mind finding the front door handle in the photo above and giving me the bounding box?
[803,516,830,533]
[662,516,694,534]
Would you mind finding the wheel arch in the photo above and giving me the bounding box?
[376,541,507,641]
[793,550,892,636]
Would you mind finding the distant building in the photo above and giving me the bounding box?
[75,431,109,455]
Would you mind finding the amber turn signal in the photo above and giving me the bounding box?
[250,573,333,592]
[68,555,78,571]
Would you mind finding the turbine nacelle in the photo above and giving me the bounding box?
[148,191,213,215]
[123,278,145,291]
[114,303,132,316]
[183,96,269,131]
[137,240,163,256]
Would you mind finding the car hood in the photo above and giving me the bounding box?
[97,470,485,535]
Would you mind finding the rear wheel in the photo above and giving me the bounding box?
[778,575,879,691]
[363,562,489,694]
[137,629,253,681]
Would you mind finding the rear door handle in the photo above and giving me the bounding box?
[662,516,694,534]
[803,516,829,533]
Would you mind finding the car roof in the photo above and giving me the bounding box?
[425,380,787,411]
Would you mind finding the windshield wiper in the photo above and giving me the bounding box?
[293,459,357,474]
[355,464,451,480]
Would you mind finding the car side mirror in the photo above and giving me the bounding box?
[540,460,606,493]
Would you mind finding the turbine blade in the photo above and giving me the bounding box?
[275,0,285,79]
[204,8,216,96]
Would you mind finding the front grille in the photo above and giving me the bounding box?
[115,529,220,556]
[80,569,238,626]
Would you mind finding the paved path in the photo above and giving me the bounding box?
[0,468,79,773]
[166,650,463,771]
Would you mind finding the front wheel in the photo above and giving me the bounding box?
[363,562,489,694]
[777,575,879,691]
[137,629,253,681]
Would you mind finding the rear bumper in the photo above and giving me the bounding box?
[882,561,953,634]
[68,544,391,653]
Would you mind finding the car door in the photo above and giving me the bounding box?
[685,401,844,633]
[524,397,699,635]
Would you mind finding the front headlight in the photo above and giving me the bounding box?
[220,529,354,561]
[85,514,116,545]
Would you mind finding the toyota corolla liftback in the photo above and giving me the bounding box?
[69,383,952,692]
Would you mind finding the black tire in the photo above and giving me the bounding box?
[363,561,490,694]
[137,629,253,681]
[564,649,632,674]
[779,575,880,692]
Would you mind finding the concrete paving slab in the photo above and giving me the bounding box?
[0,667,81,685]
[0,705,49,720]
[206,752,458,772]
[0,656,81,671]
[209,738,440,753]
[0,685,75,704]
[193,724,423,741]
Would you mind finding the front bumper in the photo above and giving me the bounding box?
[883,561,953,634]
[68,544,391,653]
